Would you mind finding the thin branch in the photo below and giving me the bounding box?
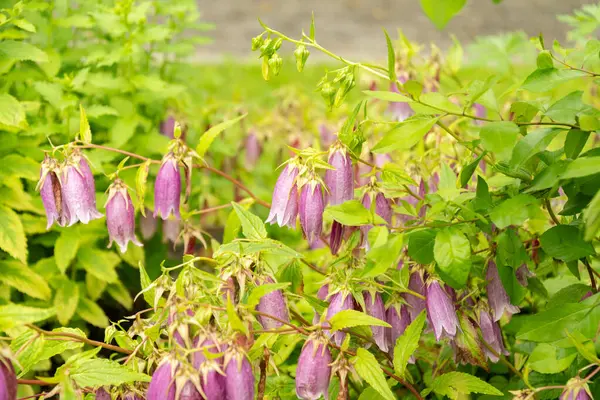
[582,258,598,293]
[257,347,269,399]
[545,198,561,226]
[26,324,133,355]
[17,379,54,386]
[300,258,326,275]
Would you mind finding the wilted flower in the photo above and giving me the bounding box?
[299,179,325,246]
[386,304,410,354]
[154,153,181,220]
[256,284,290,330]
[478,309,509,363]
[38,155,69,229]
[560,377,592,400]
[364,291,388,352]
[245,131,262,167]
[296,333,332,400]
[266,163,299,228]
[426,279,459,341]
[61,155,103,225]
[486,261,520,321]
[404,270,427,321]
[0,357,16,400]
[147,358,177,400]
[105,179,142,253]
[223,347,255,400]
[326,291,354,345]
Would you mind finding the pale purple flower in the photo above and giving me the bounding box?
[296,335,332,400]
[198,361,226,400]
[319,124,335,148]
[486,261,520,322]
[364,291,388,352]
[325,148,353,206]
[326,291,354,345]
[404,271,426,321]
[478,309,509,363]
[256,286,290,330]
[561,378,592,400]
[0,357,16,400]
[154,153,181,220]
[147,359,177,400]
[179,381,202,400]
[95,388,111,400]
[386,304,411,354]
[61,158,103,226]
[192,335,224,369]
[224,349,255,400]
[361,191,393,248]
[140,209,158,239]
[426,280,459,340]
[245,131,261,167]
[38,156,69,229]
[266,163,299,228]
[161,115,176,138]
[162,218,180,244]
[299,180,325,246]
[105,179,142,253]
[388,82,414,122]
[516,264,534,287]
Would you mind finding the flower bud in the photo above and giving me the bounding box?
[267,163,299,228]
[486,261,520,321]
[244,131,262,167]
[147,358,177,400]
[61,155,103,225]
[320,82,336,108]
[364,291,388,352]
[0,356,17,400]
[386,304,411,358]
[299,180,325,246]
[561,377,592,400]
[294,44,310,72]
[326,291,354,345]
[38,155,69,229]
[268,53,283,76]
[251,35,264,51]
[478,309,509,363]
[154,153,181,220]
[256,285,290,330]
[223,347,255,400]
[403,270,427,321]
[296,334,332,400]
[105,179,142,253]
[426,279,459,341]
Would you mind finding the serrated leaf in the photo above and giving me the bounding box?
[352,348,395,400]
[479,121,519,161]
[372,116,438,153]
[509,128,563,169]
[489,194,537,229]
[69,357,151,387]
[79,105,91,143]
[324,199,386,226]
[517,303,591,342]
[77,297,109,328]
[232,202,266,240]
[0,304,56,330]
[196,114,247,157]
[363,91,411,103]
[540,225,594,261]
[54,279,80,325]
[0,40,48,62]
[55,227,80,274]
[407,229,436,264]
[77,248,120,283]
[431,372,503,398]
[0,205,27,263]
[528,343,576,374]
[0,260,51,300]
[434,228,471,289]
[383,29,396,82]
[394,311,426,377]
[330,310,391,331]
[419,0,466,30]
[521,68,586,92]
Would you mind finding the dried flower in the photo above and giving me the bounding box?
[105,179,142,253]
[154,153,181,220]
[364,291,388,352]
[478,309,509,363]
[38,155,69,229]
[326,291,354,345]
[426,279,459,341]
[256,284,290,330]
[61,155,103,225]
[451,311,486,368]
[299,179,325,246]
[223,347,255,400]
[296,334,332,400]
[486,261,520,321]
[386,304,410,355]
[147,358,177,400]
[266,163,299,228]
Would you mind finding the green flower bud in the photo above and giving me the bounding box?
[259,38,273,57]
[272,38,283,51]
[320,82,336,108]
[294,44,310,72]
[261,57,270,81]
[251,35,264,51]
[268,53,283,76]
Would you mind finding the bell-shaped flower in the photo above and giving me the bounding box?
[105,179,142,253]
[478,309,509,363]
[299,179,325,246]
[223,346,255,400]
[404,270,427,321]
[38,155,69,229]
[154,152,181,220]
[266,163,299,228]
[295,333,332,400]
[364,291,388,352]
[325,146,353,254]
[256,282,290,330]
[147,357,177,400]
[0,356,16,400]
[325,291,354,345]
[426,279,459,341]
[61,156,103,226]
[245,131,262,168]
[561,377,592,400]
[486,261,520,321]
[386,303,411,354]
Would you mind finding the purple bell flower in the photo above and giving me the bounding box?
[515,264,534,287]
[147,358,177,400]
[256,284,290,330]
[386,304,411,355]
[478,309,509,363]
[426,279,459,341]
[162,218,180,244]
[160,115,176,138]
[295,334,332,400]
[326,291,354,345]
[0,357,17,400]
[404,270,427,321]
[140,209,158,239]
[198,360,226,400]
[561,378,592,400]
[223,348,255,400]
[154,153,181,220]
[364,291,388,352]
[319,124,335,148]
[38,155,69,229]
[192,334,224,369]
[105,179,142,253]
[266,163,299,228]
[486,261,520,321]
[325,146,353,254]
[61,155,103,226]
[299,179,325,246]
[94,388,111,400]
[361,190,393,248]
[245,131,262,167]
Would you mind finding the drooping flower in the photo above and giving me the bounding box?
[198,360,226,400]
[61,156,103,226]
[154,152,181,220]
[560,377,592,400]
[0,357,17,400]
[105,179,142,253]
[192,333,224,369]
[295,333,332,400]
[361,190,393,248]
[486,261,520,321]
[325,291,354,345]
[94,388,111,400]
[404,270,427,321]
[160,115,177,139]
[450,311,486,368]
[256,283,290,330]
[147,358,177,400]
[266,163,299,228]
[223,347,255,400]
[364,291,388,352]
[162,218,180,244]
[299,179,325,246]
[329,222,344,255]
[245,131,262,167]
[386,303,410,355]
[478,309,509,363]
[426,279,459,341]
[140,209,158,239]
[38,155,69,229]
[325,146,353,206]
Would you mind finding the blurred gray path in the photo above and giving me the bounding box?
[196,0,593,61]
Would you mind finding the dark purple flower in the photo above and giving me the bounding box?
[0,357,16,400]
[364,291,388,352]
[245,131,262,167]
[256,285,290,330]
[426,280,459,341]
[486,261,520,321]
[147,358,177,400]
[140,209,158,239]
[478,309,509,363]
[386,304,410,355]
[224,348,255,400]
[105,179,142,253]
[61,157,103,225]
[329,221,344,255]
[296,334,332,400]
[326,291,354,345]
[404,270,427,321]
[299,180,325,246]
[266,163,299,228]
[38,155,69,229]
[154,153,181,220]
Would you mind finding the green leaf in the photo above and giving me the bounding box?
[544,91,586,124]
[561,156,600,179]
[528,343,576,374]
[393,311,426,377]
[510,128,562,169]
[352,348,395,400]
[564,129,590,159]
[309,12,315,41]
[383,29,397,82]
[0,304,56,330]
[196,114,247,157]
[517,303,591,342]
[479,122,519,161]
[579,114,600,131]
[107,281,133,310]
[431,372,503,398]
[77,248,121,283]
[330,310,391,331]
[0,155,40,181]
[434,228,471,289]
[338,101,366,155]
[246,282,290,308]
[362,90,411,103]
[231,202,267,240]
[138,262,156,307]
[0,40,48,62]
[521,68,587,92]
[54,279,80,325]
[324,200,385,226]
[540,225,594,262]
[0,260,50,300]
[584,189,600,241]
[380,163,417,186]
[489,194,537,229]
[419,0,466,30]
[69,357,151,387]
[79,104,92,143]
[525,160,570,193]
[474,176,492,212]
[417,92,462,114]
[536,51,554,69]
[77,297,109,328]
[496,229,528,268]
[460,153,485,188]
[0,93,27,131]
[362,234,404,278]
[227,296,248,335]
[407,229,436,264]
[55,227,80,274]
[372,116,438,153]
[0,205,27,263]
